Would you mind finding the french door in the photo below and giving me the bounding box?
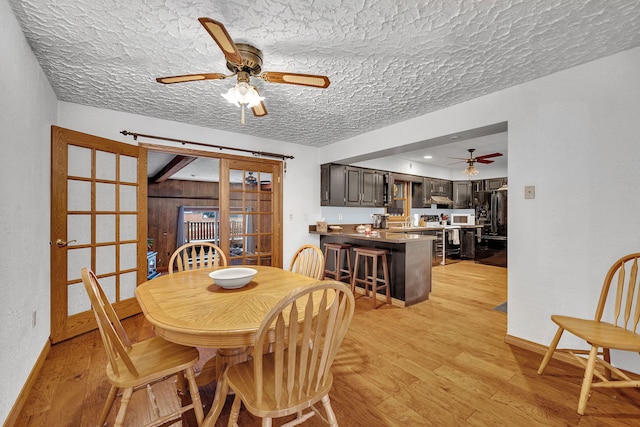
[50,127,147,343]
[220,158,282,266]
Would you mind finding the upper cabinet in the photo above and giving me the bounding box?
[321,164,388,207]
[321,163,505,210]
[320,163,332,206]
[430,179,452,197]
[452,181,472,208]
[486,177,507,191]
[411,177,431,208]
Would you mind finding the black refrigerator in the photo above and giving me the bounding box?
[476,189,507,267]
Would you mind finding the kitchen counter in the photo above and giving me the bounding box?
[311,226,436,306]
[310,228,437,243]
[387,225,484,231]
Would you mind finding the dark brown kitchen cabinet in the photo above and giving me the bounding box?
[346,166,383,207]
[452,181,472,208]
[486,177,507,190]
[320,163,332,205]
[411,177,432,208]
[320,164,348,206]
[321,164,386,207]
[430,179,452,197]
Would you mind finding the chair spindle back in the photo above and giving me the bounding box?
[253,281,354,407]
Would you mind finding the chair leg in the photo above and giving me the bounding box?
[185,366,205,426]
[99,385,118,427]
[350,253,359,294]
[114,387,133,427]
[577,346,599,415]
[371,255,378,308]
[382,253,391,305]
[262,417,273,426]
[537,327,564,375]
[321,394,338,427]
[228,394,242,427]
[603,347,612,380]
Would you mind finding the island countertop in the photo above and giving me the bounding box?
[309,229,437,244]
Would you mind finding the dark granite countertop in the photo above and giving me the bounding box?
[309,229,437,244]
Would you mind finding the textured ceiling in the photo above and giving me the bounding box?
[8,0,640,148]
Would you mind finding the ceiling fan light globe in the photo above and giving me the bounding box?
[222,83,264,108]
[237,81,250,96]
[222,87,241,107]
[464,165,479,176]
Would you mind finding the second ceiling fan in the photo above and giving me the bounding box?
[449,148,503,176]
[156,18,331,123]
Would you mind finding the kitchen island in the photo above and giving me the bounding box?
[310,227,436,306]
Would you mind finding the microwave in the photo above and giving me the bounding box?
[450,214,475,226]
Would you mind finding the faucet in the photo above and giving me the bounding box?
[405,216,412,228]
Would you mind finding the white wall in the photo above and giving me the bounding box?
[0,0,58,421]
[320,47,640,370]
[57,102,322,267]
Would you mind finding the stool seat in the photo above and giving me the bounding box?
[323,243,352,284]
[351,247,391,309]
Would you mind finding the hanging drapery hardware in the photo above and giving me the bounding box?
[120,130,294,161]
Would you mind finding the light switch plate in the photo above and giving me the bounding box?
[525,185,535,199]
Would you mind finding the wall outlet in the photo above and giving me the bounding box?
[525,185,535,199]
[32,310,37,328]
[289,213,294,221]
[338,213,343,220]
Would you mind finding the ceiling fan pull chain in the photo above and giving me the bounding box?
[241,104,246,124]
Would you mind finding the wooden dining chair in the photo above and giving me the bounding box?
[169,241,228,274]
[288,244,325,280]
[210,280,355,426]
[81,268,205,426]
[537,253,640,415]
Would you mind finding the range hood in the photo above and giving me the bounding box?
[429,195,454,205]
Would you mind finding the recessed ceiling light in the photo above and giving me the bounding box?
[423,155,432,159]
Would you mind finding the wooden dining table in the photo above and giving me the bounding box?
[135,265,326,426]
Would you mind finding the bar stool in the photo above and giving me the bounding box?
[323,243,353,284]
[351,247,391,309]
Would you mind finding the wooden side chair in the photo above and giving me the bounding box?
[81,268,204,426]
[288,244,325,280]
[169,241,228,274]
[210,280,355,426]
[537,253,640,415]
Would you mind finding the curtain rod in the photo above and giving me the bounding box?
[120,130,295,160]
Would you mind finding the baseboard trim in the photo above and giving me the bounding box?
[3,338,51,427]
[504,334,597,371]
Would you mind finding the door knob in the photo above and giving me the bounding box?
[56,239,77,248]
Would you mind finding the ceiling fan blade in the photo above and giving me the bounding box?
[475,158,495,164]
[252,101,268,117]
[198,18,243,65]
[261,72,330,88]
[156,73,226,84]
[476,152,503,160]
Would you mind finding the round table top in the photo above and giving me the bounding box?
[135,265,322,348]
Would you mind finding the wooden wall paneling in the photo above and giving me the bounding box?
[147,180,220,270]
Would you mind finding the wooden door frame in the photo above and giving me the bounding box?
[141,143,284,267]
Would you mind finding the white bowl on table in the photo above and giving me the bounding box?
[209,267,257,289]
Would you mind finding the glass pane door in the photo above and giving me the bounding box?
[227,168,274,265]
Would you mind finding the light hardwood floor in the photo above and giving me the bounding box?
[14,261,640,426]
